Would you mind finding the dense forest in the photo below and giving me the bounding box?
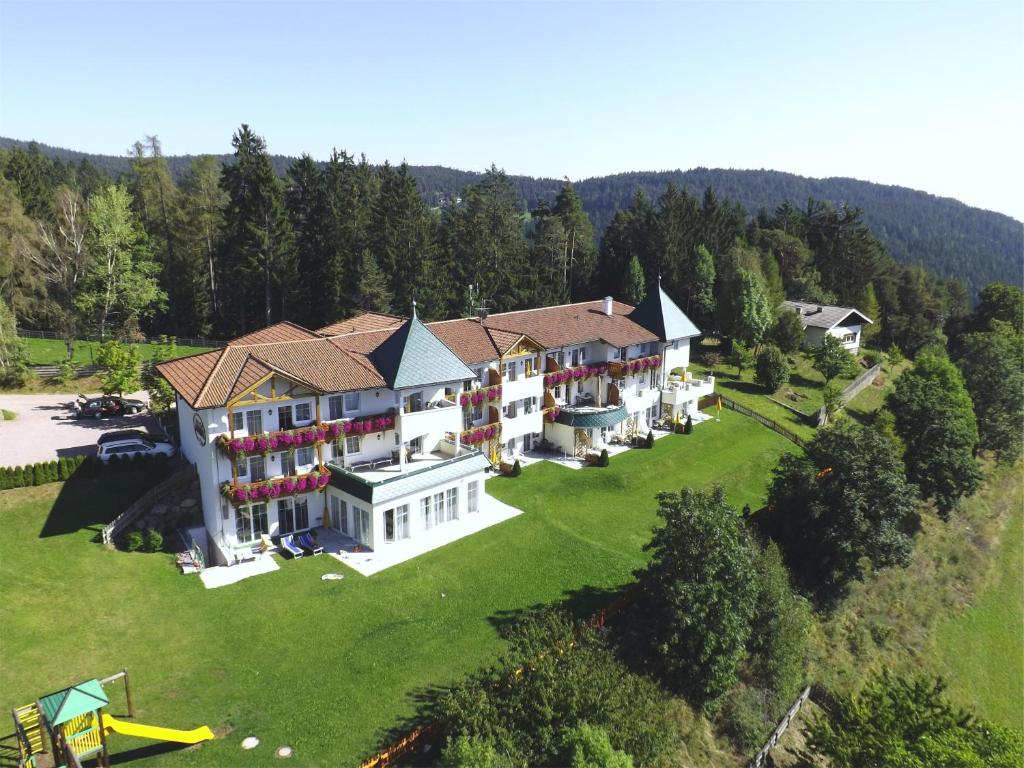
[2,136,1019,299]
[0,127,982,355]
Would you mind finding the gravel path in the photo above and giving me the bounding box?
[0,390,158,466]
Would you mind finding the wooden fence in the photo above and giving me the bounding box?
[17,327,224,349]
[716,394,807,448]
[29,364,100,378]
[746,685,812,768]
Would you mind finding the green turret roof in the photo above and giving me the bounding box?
[370,309,476,390]
[628,280,700,341]
[39,679,108,726]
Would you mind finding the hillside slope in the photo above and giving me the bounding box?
[3,137,1019,297]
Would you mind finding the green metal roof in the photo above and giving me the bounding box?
[554,403,628,428]
[327,450,490,504]
[370,314,476,390]
[629,282,700,341]
[39,680,108,726]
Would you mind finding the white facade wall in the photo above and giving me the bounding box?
[662,338,690,374]
[325,468,486,551]
[803,324,862,354]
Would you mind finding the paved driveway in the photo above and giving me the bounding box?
[0,391,160,466]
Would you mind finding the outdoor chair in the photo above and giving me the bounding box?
[297,531,323,556]
[281,534,304,559]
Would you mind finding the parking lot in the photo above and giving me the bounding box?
[0,391,160,466]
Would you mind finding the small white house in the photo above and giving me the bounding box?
[782,301,873,355]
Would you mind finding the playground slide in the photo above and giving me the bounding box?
[100,714,214,744]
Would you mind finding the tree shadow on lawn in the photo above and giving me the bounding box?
[38,464,171,540]
[377,583,635,760]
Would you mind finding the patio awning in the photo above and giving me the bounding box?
[554,404,628,429]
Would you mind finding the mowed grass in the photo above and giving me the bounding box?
[932,496,1024,728]
[22,337,214,366]
[0,410,794,766]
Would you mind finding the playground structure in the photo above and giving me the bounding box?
[11,670,213,768]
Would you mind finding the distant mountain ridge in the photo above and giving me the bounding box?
[3,136,1020,297]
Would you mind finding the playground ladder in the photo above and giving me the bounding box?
[12,703,44,765]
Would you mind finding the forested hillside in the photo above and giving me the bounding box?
[2,136,1019,298]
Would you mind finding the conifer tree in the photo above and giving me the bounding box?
[356,250,392,313]
[179,155,227,330]
[372,162,437,310]
[860,282,881,345]
[218,125,295,334]
[285,155,333,328]
[552,182,597,299]
[624,255,646,305]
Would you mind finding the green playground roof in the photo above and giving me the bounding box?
[39,679,108,726]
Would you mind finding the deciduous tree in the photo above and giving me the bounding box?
[810,334,854,383]
[96,339,141,396]
[956,320,1023,461]
[755,344,789,392]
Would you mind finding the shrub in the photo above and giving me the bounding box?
[719,685,771,751]
[886,343,903,365]
[863,349,885,368]
[703,351,722,369]
[599,448,609,467]
[755,345,790,393]
[144,528,164,553]
[645,430,654,449]
[31,464,43,486]
[564,723,634,768]
[52,359,77,385]
[0,468,8,490]
[511,460,522,477]
[771,310,806,354]
[683,415,693,434]
[125,531,144,552]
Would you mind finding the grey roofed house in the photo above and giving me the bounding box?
[628,279,701,341]
[782,301,873,330]
[369,311,476,390]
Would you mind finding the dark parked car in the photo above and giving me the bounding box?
[97,428,171,445]
[74,395,147,419]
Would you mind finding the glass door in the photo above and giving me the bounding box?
[384,509,396,542]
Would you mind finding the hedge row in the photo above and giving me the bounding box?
[0,453,171,490]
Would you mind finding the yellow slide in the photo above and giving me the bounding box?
[100,714,214,745]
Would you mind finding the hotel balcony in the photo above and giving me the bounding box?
[501,371,543,403]
[398,398,461,441]
[661,375,715,407]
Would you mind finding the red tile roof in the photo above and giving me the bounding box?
[484,300,657,349]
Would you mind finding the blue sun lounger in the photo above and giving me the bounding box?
[298,531,323,556]
[281,534,303,558]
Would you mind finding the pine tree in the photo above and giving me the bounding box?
[552,182,597,300]
[178,155,226,331]
[356,250,392,313]
[218,125,295,335]
[372,162,437,312]
[624,255,646,305]
[860,282,881,346]
[285,155,333,328]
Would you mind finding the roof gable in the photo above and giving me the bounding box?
[628,283,701,341]
[39,680,108,726]
[370,314,475,389]
[782,301,873,330]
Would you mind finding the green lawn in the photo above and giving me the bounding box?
[932,497,1024,729]
[1,409,14,421]
[22,337,214,366]
[691,347,900,441]
[0,409,794,766]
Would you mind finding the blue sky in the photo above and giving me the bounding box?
[1,1,1021,219]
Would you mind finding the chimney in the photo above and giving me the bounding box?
[603,296,614,317]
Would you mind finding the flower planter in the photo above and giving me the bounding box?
[221,467,332,507]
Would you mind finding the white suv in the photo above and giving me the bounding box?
[97,438,176,462]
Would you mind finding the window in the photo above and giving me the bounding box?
[330,495,348,534]
[352,505,371,544]
[278,498,294,534]
[345,435,361,455]
[554,384,562,399]
[231,411,244,432]
[294,498,309,530]
[246,409,262,435]
[446,488,458,521]
[571,348,580,366]
[472,404,483,421]
[468,481,479,514]
[463,409,473,431]
[523,397,535,414]
[555,351,564,366]
[421,495,433,529]
[409,436,422,455]
[296,446,314,468]
[384,505,410,542]
[434,492,445,527]
[278,405,294,430]
[246,455,266,482]
[237,503,268,544]
[505,361,517,382]
[344,392,360,413]
[328,395,344,420]
[504,401,517,419]
[280,451,296,476]
[618,347,627,361]
[221,500,230,520]
[840,332,857,344]
[295,402,311,422]
[649,368,657,388]
[580,347,587,362]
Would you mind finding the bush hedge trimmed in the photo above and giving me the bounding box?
[0,453,170,490]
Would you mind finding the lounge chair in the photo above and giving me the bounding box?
[280,534,304,559]
[258,533,276,553]
[297,531,323,556]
